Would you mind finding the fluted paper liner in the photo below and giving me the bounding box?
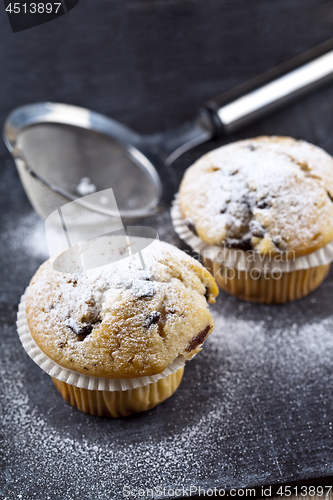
[171,195,333,273]
[17,289,187,392]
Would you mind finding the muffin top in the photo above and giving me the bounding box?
[26,237,218,379]
[179,136,333,257]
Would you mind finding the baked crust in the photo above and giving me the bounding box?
[179,136,333,258]
[26,238,218,379]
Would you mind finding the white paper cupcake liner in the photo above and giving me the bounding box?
[17,289,187,392]
[171,195,333,273]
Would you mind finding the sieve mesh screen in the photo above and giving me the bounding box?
[17,123,159,217]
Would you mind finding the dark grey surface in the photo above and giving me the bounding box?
[1,1,333,499]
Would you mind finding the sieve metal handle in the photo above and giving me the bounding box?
[204,38,333,135]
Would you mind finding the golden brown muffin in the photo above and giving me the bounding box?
[26,237,218,379]
[179,136,333,258]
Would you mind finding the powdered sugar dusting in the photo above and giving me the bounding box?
[3,177,333,497]
[26,236,216,378]
[28,237,205,327]
[2,212,48,260]
[179,137,333,256]
[3,293,333,498]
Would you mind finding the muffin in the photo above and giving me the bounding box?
[23,236,218,417]
[177,136,333,303]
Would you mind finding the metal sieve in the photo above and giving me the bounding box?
[4,39,333,220]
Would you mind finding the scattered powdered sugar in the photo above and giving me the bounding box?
[3,297,333,498]
[3,191,333,497]
[1,208,184,281]
[75,177,97,196]
[2,212,49,260]
[0,212,49,305]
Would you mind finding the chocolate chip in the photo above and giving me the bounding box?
[225,233,252,251]
[65,318,99,340]
[256,199,271,209]
[144,312,161,328]
[220,207,227,214]
[186,325,211,352]
[124,276,155,299]
[185,219,198,236]
[272,237,286,252]
[138,284,155,299]
[78,324,94,336]
[85,297,96,306]
[247,145,257,151]
[249,220,265,238]
[327,191,333,203]
[66,277,77,286]
[225,238,238,248]
[204,287,209,301]
[241,233,253,250]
